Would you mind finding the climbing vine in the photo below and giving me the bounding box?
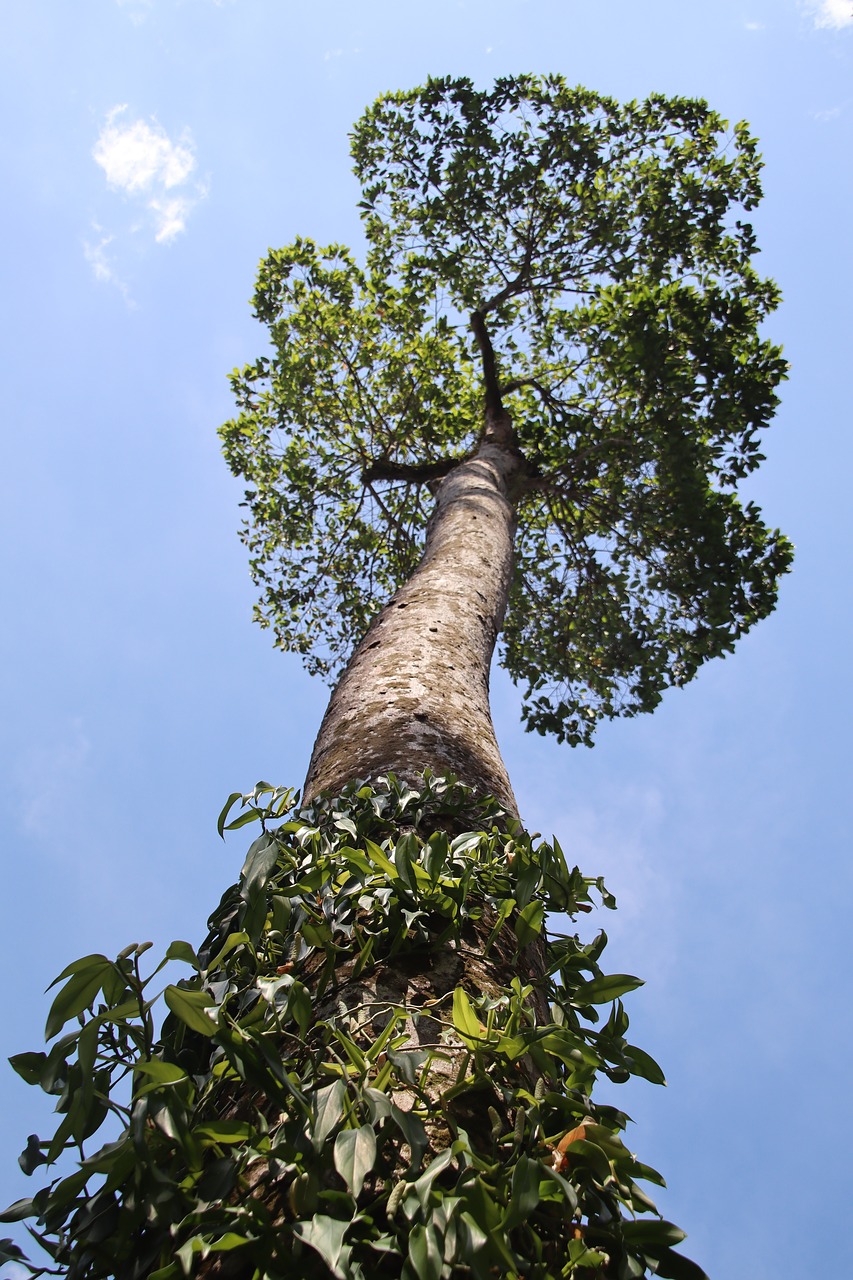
[2,774,706,1279]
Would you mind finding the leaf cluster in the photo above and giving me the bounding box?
[221,76,792,743]
[4,775,706,1280]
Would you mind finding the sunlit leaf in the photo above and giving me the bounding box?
[334,1125,377,1197]
[163,986,218,1037]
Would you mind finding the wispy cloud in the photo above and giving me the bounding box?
[146,194,195,243]
[744,20,765,31]
[93,106,202,242]
[87,107,207,288]
[804,0,853,28]
[82,227,135,304]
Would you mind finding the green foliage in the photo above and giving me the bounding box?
[221,75,792,745]
[3,775,706,1280]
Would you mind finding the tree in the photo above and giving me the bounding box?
[2,77,790,1280]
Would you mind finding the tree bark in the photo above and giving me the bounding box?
[303,436,521,815]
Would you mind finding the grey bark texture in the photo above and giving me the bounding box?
[303,435,521,816]
[298,408,549,1182]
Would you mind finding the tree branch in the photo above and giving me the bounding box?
[362,455,461,486]
[478,233,536,314]
[470,310,504,419]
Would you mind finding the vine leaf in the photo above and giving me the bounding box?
[334,1125,377,1198]
[293,1213,352,1280]
[163,985,218,1037]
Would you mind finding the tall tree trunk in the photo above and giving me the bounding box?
[300,425,549,1154]
[304,434,521,813]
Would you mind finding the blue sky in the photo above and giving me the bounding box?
[1,2,851,1276]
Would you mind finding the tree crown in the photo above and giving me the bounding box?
[221,75,792,745]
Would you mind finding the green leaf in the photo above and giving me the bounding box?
[147,1265,181,1280]
[164,986,218,1037]
[8,1051,46,1086]
[208,1233,252,1252]
[0,1239,29,1266]
[217,791,245,837]
[45,957,114,1039]
[364,838,398,880]
[204,931,251,973]
[389,1101,428,1170]
[484,896,515,951]
[514,860,541,909]
[134,1059,189,1089]
[424,830,449,880]
[502,1155,542,1230]
[81,1136,134,1178]
[194,1122,255,1145]
[394,831,419,892]
[311,1080,346,1148]
[624,1042,667,1085]
[574,973,644,1004]
[332,1028,368,1073]
[560,1137,612,1182]
[365,1010,406,1063]
[225,807,266,832]
[293,1214,351,1280]
[629,1158,668,1188]
[164,940,199,969]
[406,1221,443,1280]
[17,1134,45,1176]
[38,1169,89,1215]
[334,1124,377,1197]
[567,1237,608,1270]
[47,953,111,989]
[537,1165,579,1214]
[286,979,313,1037]
[451,986,483,1043]
[0,1197,36,1223]
[460,1179,517,1270]
[514,899,545,946]
[622,1220,687,1247]
[411,1147,453,1213]
[652,1249,711,1280]
[240,834,278,898]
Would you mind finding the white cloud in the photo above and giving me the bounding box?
[83,230,115,282]
[805,0,853,28]
[744,20,765,31]
[94,108,195,196]
[83,228,135,304]
[147,194,194,243]
[88,107,206,280]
